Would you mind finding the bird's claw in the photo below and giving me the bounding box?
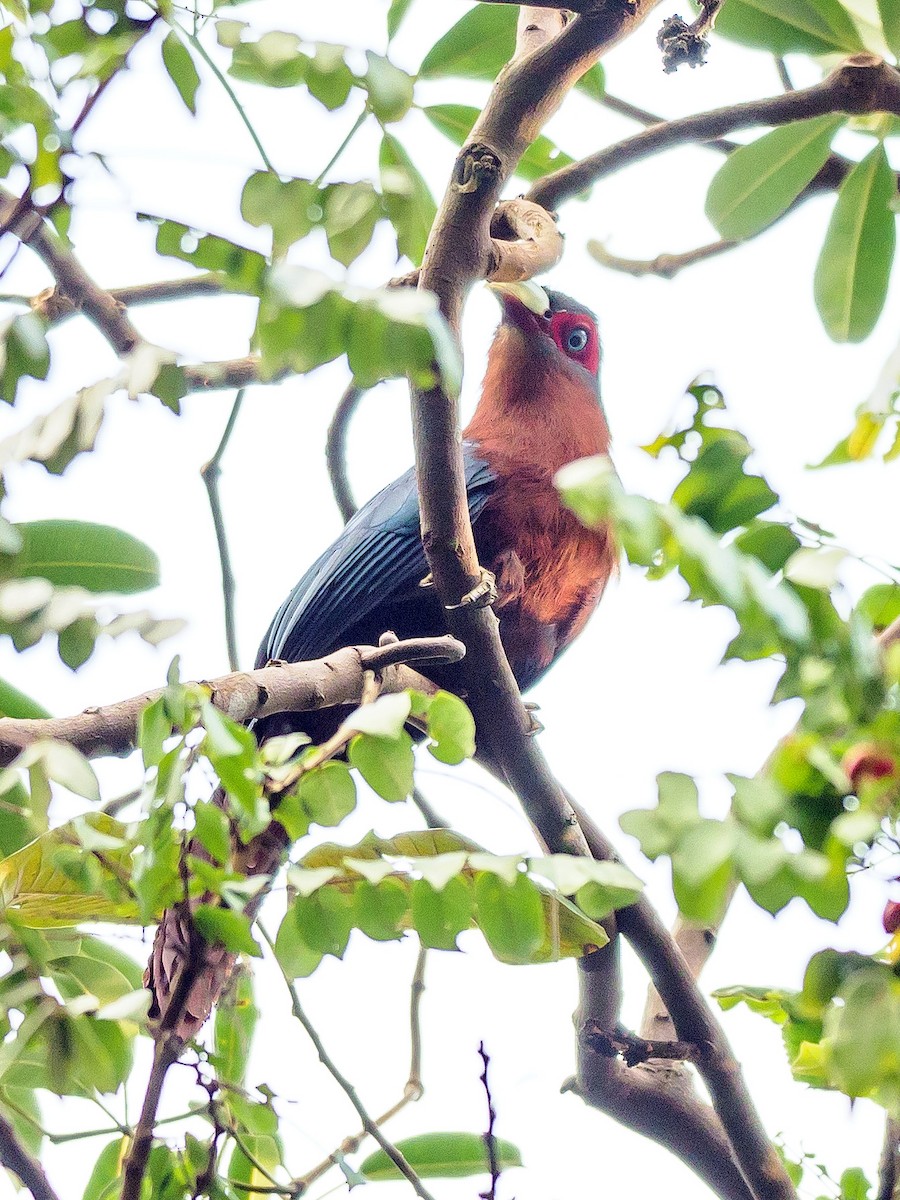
[419,572,433,589]
[445,568,498,611]
[524,701,544,737]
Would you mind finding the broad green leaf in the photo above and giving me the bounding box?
[814,144,897,343]
[0,813,138,927]
[361,1132,523,1181]
[353,877,408,941]
[83,1136,127,1200]
[348,731,415,801]
[213,963,257,1086]
[712,0,865,55]
[291,760,357,828]
[419,5,603,100]
[879,0,900,57]
[0,675,49,718]
[292,886,354,957]
[0,520,159,594]
[229,30,309,88]
[0,314,50,404]
[426,690,476,764]
[424,104,574,183]
[305,42,354,111]
[323,181,380,267]
[364,51,413,122]
[194,905,261,957]
[344,691,411,738]
[474,871,544,961]
[706,115,843,241]
[241,171,318,257]
[273,904,323,978]
[857,583,900,631]
[380,133,436,265]
[161,31,200,115]
[411,875,473,949]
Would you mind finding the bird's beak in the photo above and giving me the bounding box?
[487,279,551,317]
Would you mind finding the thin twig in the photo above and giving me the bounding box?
[259,924,436,1200]
[312,108,368,187]
[477,1043,500,1200]
[202,389,246,672]
[0,1109,61,1200]
[588,237,738,278]
[326,383,365,522]
[19,274,225,326]
[292,948,427,1195]
[528,54,900,210]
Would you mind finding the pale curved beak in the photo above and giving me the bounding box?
[486,279,551,316]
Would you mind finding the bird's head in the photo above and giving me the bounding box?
[486,279,601,383]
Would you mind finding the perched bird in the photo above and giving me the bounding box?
[147,280,614,1037]
[257,279,614,718]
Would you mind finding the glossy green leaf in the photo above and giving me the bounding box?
[424,104,574,182]
[711,0,865,55]
[82,1137,127,1199]
[0,520,159,594]
[160,31,200,115]
[706,115,843,241]
[361,1131,523,1181]
[380,133,436,264]
[814,144,897,343]
[419,5,603,99]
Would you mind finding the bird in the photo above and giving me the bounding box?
[146,279,615,1038]
[256,279,614,717]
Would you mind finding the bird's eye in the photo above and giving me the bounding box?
[566,327,589,353]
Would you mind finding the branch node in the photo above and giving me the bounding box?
[453,145,502,196]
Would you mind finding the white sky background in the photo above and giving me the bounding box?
[1,0,899,1196]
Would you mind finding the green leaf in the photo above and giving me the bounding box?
[292,760,357,828]
[474,871,544,962]
[706,116,843,241]
[814,144,897,343]
[193,905,261,957]
[419,5,603,100]
[273,905,323,978]
[229,31,309,88]
[305,42,354,111]
[711,0,866,55]
[423,104,574,183]
[344,691,411,738]
[0,676,49,719]
[671,819,737,923]
[364,51,413,122]
[388,0,415,39]
[411,875,473,949]
[292,886,354,958]
[0,520,159,594]
[323,181,380,267]
[160,31,200,116]
[857,583,900,632]
[0,314,50,405]
[353,877,408,941]
[213,963,257,1086]
[426,691,476,764]
[380,133,436,265]
[361,1131,523,1181]
[83,1137,127,1199]
[241,171,318,257]
[348,731,415,801]
[192,799,232,866]
[620,772,701,859]
[879,0,900,57]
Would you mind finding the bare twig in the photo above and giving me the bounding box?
[477,1043,500,1200]
[202,389,246,672]
[292,948,427,1195]
[0,635,463,765]
[529,54,900,211]
[326,382,365,523]
[588,237,737,278]
[259,924,436,1200]
[21,274,225,326]
[0,186,143,357]
[0,1109,61,1200]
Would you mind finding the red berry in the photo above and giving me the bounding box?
[884,899,900,935]
[842,743,897,789]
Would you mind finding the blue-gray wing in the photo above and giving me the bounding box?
[256,445,496,668]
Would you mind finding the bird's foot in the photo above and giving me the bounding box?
[445,568,498,611]
[419,572,433,589]
[524,701,544,737]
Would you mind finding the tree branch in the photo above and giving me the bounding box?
[0,636,463,766]
[528,54,900,211]
[588,237,737,278]
[0,1109,61,1200]
[20,274,226,326]
[0,187,143,357]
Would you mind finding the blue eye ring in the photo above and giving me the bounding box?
[567,327,589,353]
